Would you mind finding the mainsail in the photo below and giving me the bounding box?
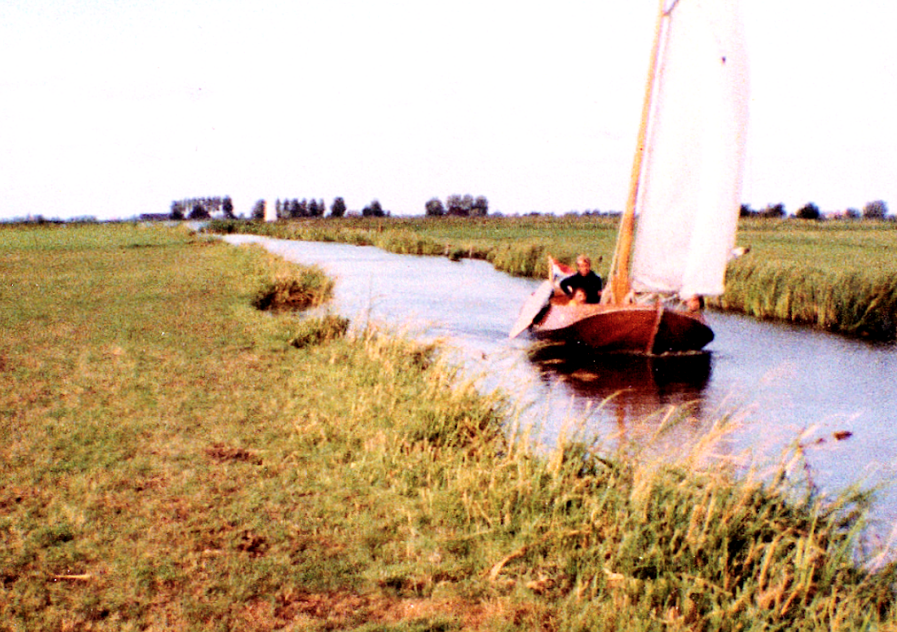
[629,0,750,299]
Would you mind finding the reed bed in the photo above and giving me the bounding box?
[249,248,334,311]
[715,219,897,339]
[207,216,897,340]
[2,223,896,630]
[711,258,897,339]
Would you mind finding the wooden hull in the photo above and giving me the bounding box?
[531,301,713,355]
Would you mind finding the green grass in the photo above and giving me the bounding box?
[1,223,896,630]
[207,215,897,340]
[715,220,897,338]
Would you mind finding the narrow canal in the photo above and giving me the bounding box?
[225,235,897,541]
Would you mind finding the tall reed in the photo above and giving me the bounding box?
[713,255,897,339]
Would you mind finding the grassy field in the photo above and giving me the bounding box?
[2,223,897,630]
[208,215,897,341]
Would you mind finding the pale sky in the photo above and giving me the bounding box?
[1,0,894,220]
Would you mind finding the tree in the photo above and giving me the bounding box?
[446,194,486,217]
[251,199,266,220]
[446,194,474,216]
[188,203,210,220]
[739,204,755,217]
[472,195,489,217]
[795,202,820,220]
[222,196,235,219]
[760,203,785,218]
[425,198,445,216]
[863,200,888,220]
[170,201,184,221]
[362,199,385,217]
[446,194,463,216]
[330,197,347,218]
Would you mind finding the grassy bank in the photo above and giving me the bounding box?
[207,216,897,341]
[715,220,897,340]
[2,223,896,630]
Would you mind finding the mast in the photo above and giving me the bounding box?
[603,0,669,305]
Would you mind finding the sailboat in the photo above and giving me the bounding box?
[510,0,749,355]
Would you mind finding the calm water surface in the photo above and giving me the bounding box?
[226,235,897,537]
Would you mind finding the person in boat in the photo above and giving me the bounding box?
[560,255,602,304]
[684,295,704,312]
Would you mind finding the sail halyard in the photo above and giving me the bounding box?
[603,0,669,306]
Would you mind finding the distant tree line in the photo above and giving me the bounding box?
[249,196,354,220]
[263,196,382,219]
[424,194,488,217]
[739,200,889,221]
[275,198,328,219]
[165,194,890,222]
[170,196,234,220]
[741,203,786,219]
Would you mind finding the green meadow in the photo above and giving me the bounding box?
[2,223,896,630]
[209,215,897,341]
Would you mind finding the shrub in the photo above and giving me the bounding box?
[864,200,888,220]
[795,202,821,220]
[251,259,333,311]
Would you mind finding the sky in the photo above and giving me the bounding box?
[1,0,895,220]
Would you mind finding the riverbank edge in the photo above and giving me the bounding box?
[205,218,897,342]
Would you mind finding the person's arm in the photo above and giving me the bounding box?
[559,276,574,296]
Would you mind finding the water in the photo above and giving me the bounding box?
[225,235,897,538]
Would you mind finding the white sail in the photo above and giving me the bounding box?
[630,0,749,298]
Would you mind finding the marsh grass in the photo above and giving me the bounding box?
[249,248,334,311]
[2,223,896,630]
[288,314,350,348]
[712,221,897,338]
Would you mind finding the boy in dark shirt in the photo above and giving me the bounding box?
[560,255,602,304]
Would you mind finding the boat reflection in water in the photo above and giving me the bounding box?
[525,341,720,453]
[528,341,710,405]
